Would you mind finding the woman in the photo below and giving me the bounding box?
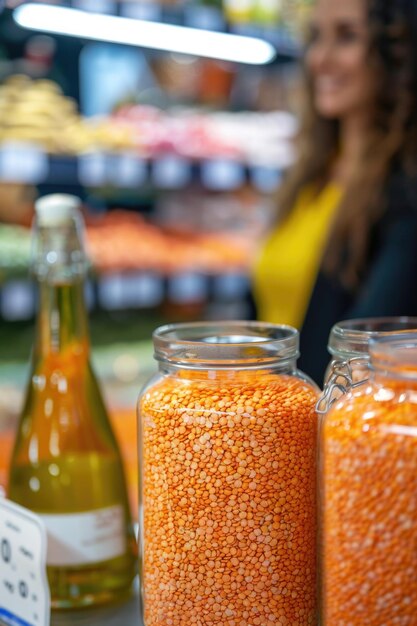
[252,0,417,385]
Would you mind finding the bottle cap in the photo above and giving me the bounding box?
[35,194,82,227]
[32,194,86,281]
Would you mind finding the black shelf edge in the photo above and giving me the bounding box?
[0,147,284,192]
[0,271,252,321]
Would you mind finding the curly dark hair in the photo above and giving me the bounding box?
[276,0,417,287]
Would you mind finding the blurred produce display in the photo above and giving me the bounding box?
[154,187,273,235]
[86,210,253,274]
[112,105,296,165]
[0,224,31,275]
[0,209,256,277]
[0,183,35,226]
[0,76,296,167]
[0,75,134,154]
[223,0,313,31]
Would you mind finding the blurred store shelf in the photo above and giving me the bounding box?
[0,149,283,191]
[0,272,252,321]
[0,75,296,187]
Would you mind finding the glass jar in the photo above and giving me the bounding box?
[317,317,417,414]
[138,321,319,626]
[320,333,417,624]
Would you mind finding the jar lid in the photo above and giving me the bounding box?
[328,317,417,359]
[153,321,299,369]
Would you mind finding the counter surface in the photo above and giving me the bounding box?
[51,593,142,626]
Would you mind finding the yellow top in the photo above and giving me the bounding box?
[252,183,342,329]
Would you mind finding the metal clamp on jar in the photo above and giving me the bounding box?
[316,317,417,414]
[320,333,417,624]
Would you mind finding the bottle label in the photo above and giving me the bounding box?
[39,505,126,567]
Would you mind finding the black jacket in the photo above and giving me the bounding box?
[298,170,417,386]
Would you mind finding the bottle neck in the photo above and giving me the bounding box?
[31,199,90,363]
[34,278,90,360]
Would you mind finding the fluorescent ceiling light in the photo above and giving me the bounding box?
[13,3,276,65]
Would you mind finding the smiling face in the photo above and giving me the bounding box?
[306,0,377,121]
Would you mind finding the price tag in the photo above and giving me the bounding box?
[152,157,191,189]
[168,273,208,304]
[1,281,35,321]
[0,142,48,184]
[201,159,245,191]
[127,273,164,307]
[78,152,108,187]
[0,499,50,626]
[98,273,164,309]
[212,273,250,300]
[184,5,225,30]
[108,154,147,188]
[250,166,282,193]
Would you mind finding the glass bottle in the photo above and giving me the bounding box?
[138,321,319,626]
[320,333,417,624]
[8,194,137,609]
[317,316,417,414]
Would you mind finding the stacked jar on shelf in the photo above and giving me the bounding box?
[318,318,417,625]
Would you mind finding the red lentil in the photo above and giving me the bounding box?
[139,369,318,626]
[321,382,417,625]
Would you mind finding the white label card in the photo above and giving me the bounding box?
[0,499,50,626]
